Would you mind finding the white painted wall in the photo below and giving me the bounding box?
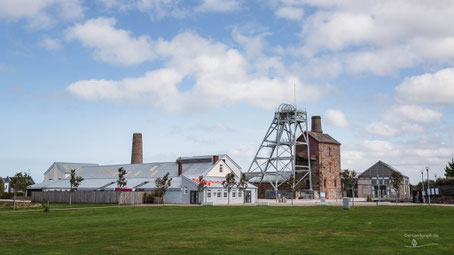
[203,187,256,204]
[206,156,241,178]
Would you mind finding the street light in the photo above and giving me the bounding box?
[421,170,425,204]
[426,167,431,206]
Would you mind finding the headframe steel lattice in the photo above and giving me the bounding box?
[247,103,312,196]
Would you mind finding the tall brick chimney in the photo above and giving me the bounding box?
[131,133,143,164]
[177,157,183,176]
[311,116,323,133]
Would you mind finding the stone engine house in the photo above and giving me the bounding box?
[296,116,342,200]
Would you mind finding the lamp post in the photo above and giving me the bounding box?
[421,170,425,204]
[426,167,431,206]
[376,174,380,206]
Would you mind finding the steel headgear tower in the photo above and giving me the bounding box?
[247,103,312,196]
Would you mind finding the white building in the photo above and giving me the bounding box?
[29,155,257,204]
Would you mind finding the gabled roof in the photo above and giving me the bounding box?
[358,161,408,178]
[307,132,341,145]
[2,177,11,183]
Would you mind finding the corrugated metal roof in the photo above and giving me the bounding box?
[139,177,182,190]
[31,155,245,191]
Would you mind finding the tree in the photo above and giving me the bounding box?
[0,178,4,198]
[155,172,172,204]
[286,174,303,205]
[69,169,84,207]
[237,173,249,205]
[341,169,357,197]
[197,176,207,204]
[222,172,236,206]
[391,170,403,204]
[116,167,127,208]
[444,159,454,178]
[10,172,33,210]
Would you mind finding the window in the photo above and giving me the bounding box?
[217,191,221,198]
[232,192,236,197]
[224,191,227,197]
[184,187,188,194]
[324,179,327,188]
[329,147,331,156]
[219,164,223,173]
[238,191,242,197]
[207,191,211,198]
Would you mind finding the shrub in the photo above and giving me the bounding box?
[1,193,13,199]
[41,201,50,212]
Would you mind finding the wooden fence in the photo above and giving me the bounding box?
[31,191,150,205]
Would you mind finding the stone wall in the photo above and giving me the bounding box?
[317,143,342,199]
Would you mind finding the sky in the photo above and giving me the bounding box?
[1,0,454,184]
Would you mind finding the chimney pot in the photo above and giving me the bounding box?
[311,116,323,133]
[131,133,143,164]
[212,155,219,164]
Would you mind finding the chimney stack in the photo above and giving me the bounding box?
[177,157,183,176]
[131,133,143,164]
[311,116,323,133]
[212,155,219,164]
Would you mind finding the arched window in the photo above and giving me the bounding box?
[324,179,327,188]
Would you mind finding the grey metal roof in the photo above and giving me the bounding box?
[31,155,221,190]
[44,162,99,175]
[28,179,61,190]
[359,161,408,178]
[139,177,182,190]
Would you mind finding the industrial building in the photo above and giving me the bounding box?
[357,161,411,200]
[29,134,257,204]
[247,104,342,200]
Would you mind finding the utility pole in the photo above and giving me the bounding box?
[376,175,380,206]
[426,167,431,206]
[421,170,425,204]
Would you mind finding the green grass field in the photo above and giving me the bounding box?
[0,205,453,255]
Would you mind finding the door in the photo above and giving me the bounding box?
[245,190,252,203]
[190,191,199,204]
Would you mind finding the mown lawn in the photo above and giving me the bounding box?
[0,205,453,255]
[0,202,115,211]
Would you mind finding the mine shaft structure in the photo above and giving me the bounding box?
[247,103,312,198]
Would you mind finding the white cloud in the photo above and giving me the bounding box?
[396,68,454,105]
[294,1,454,76]
[66,18,154,66]
[362,139,397,155]
[383,105,442,126]
[38,37,61,50]
[67,30,323,112]
[96,0,240,19]
[366,122,399,137]
[275,7,303,21]
[325,109,348,127]
[0,0,84,28]
[196,0,240,13]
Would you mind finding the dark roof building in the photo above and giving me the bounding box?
[359,161,408,179]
